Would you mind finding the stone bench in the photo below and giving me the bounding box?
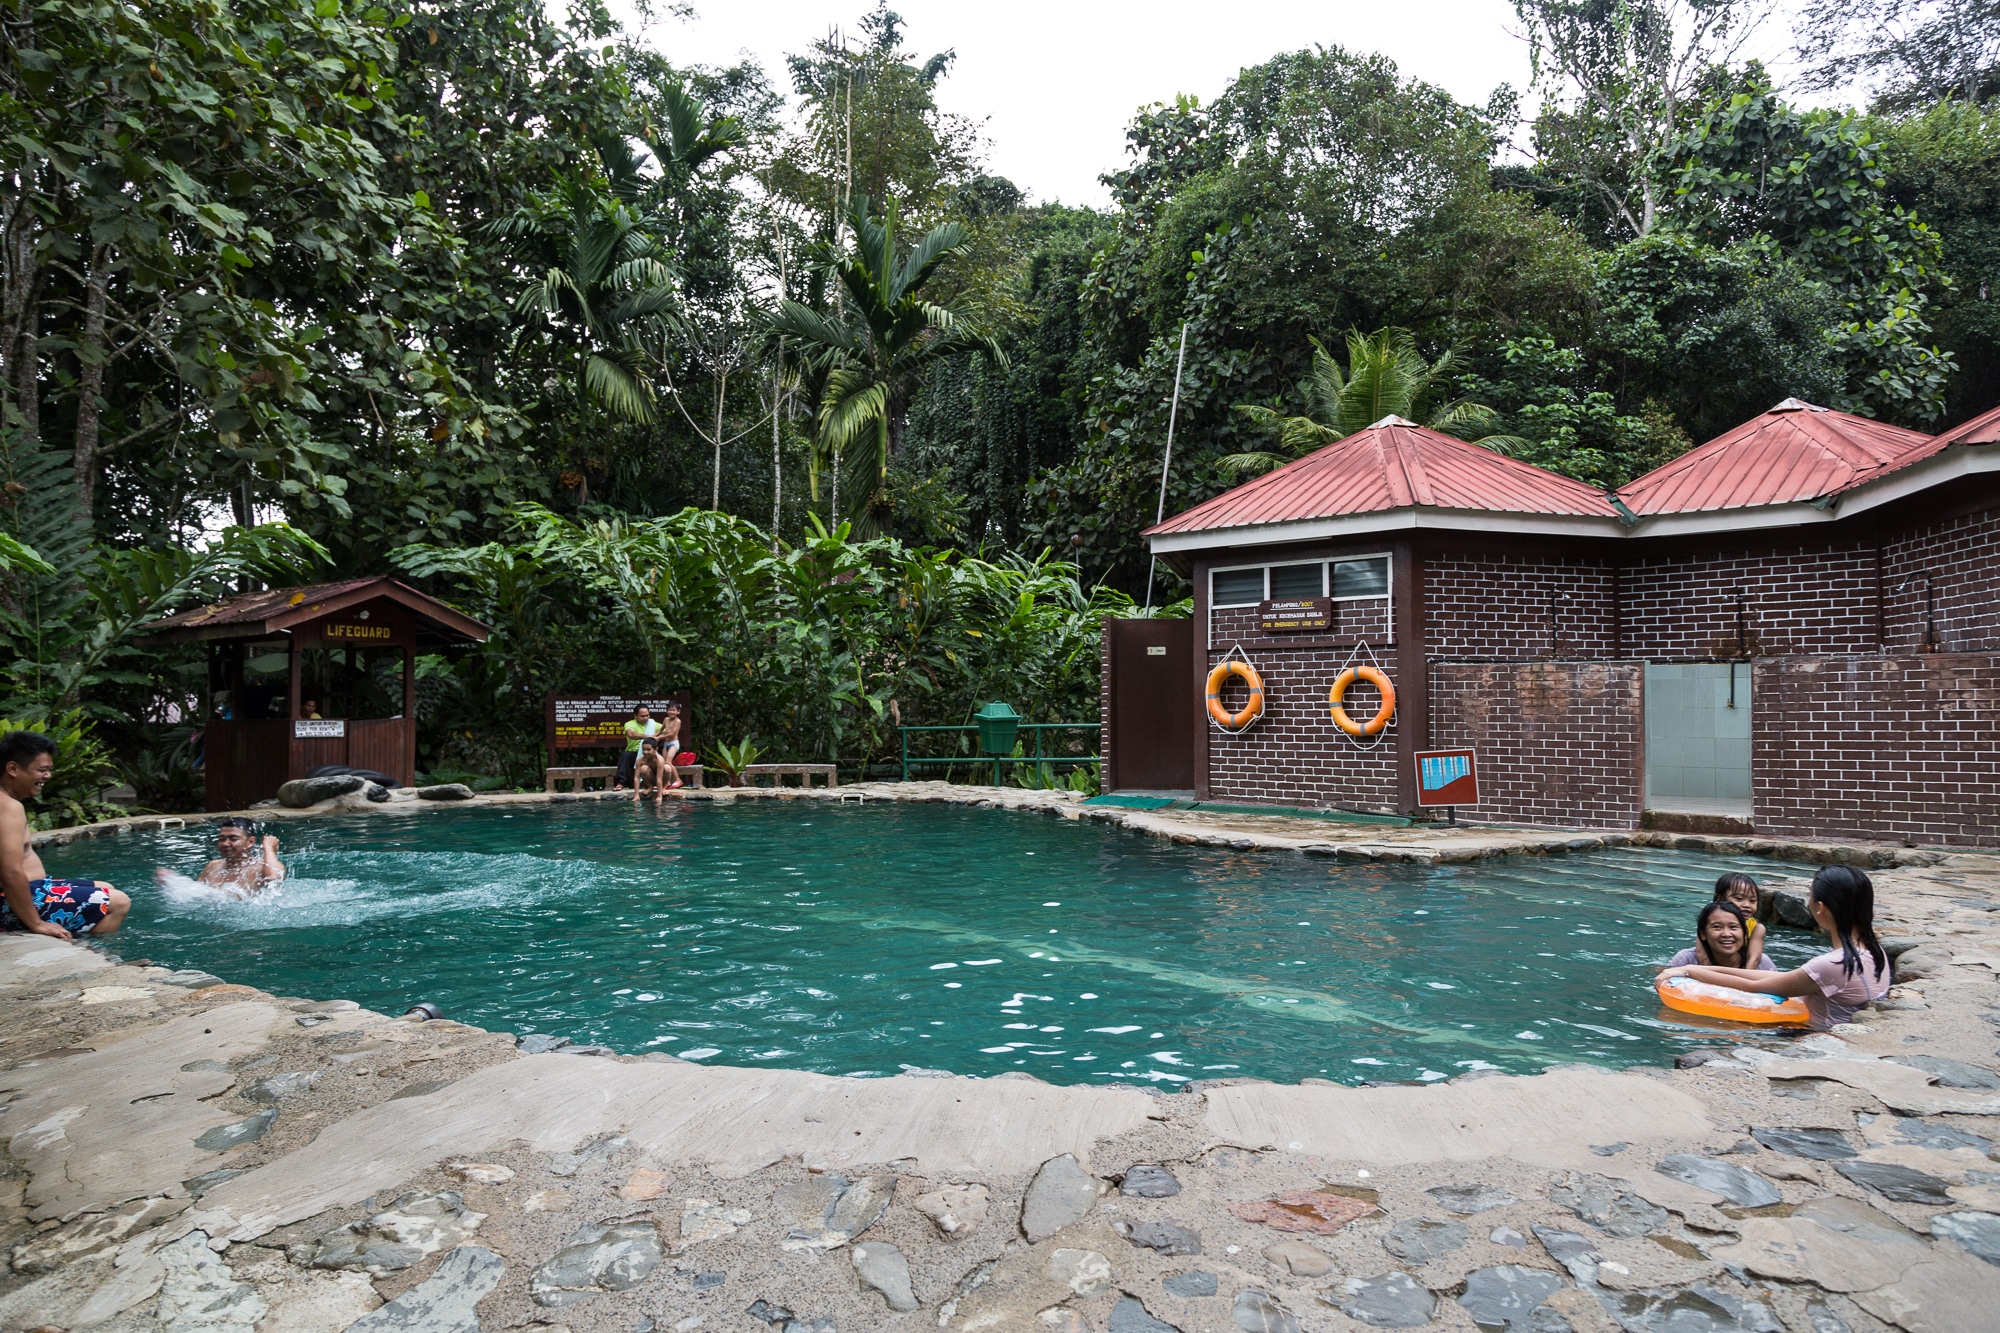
[739,763,839,788]
[544,765,706,793]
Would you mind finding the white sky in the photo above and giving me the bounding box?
[616,0,1823,208]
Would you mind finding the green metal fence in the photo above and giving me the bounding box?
[898,722,1101,785]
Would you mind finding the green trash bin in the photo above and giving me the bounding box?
[973,701,1020,755]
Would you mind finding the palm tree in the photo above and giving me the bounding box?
[1221,329,1524,478]
[769,197,1006,516]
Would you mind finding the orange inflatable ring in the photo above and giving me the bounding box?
[1205,660,1265,731]
[1656,975,1810,1026]
[1328,664,1396,736]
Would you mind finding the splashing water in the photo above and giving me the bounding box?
[42,802,1823,1085]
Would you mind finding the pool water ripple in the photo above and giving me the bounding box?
[42,802,1822,1085]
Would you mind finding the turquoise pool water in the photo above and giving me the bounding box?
[40,803,1822,1085]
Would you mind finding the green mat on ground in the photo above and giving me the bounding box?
[1083,794,1180,810]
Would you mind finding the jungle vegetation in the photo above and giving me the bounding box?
[1,0,1996,814]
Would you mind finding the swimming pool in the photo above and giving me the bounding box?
[41,802,1823,1086]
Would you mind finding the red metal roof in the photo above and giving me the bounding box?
[1615,400,1933,515]
[1937,401,2000,447]
[1145,418,1615,537]
[141,576,490,645]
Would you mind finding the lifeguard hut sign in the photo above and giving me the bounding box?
[1414,748,1480,807]
[544,693,691,754]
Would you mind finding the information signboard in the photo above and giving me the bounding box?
[544,693,690,753]
[293,719,345,739]
[1259,597,1333,633]
[1414,749,1480,807]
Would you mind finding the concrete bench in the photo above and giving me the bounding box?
[740,763,839,788]
[544,765,706,793]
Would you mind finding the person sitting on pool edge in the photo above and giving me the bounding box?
[1713,872,1769,965]
[155,817,285,897]
[1659,864,1889,1031]
[616,704,658,791]
[1660,901,1771,972]
[0,730,131,938]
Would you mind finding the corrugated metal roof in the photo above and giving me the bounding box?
[141,576,490,644]
[1144,418,1615,537]
[1936,401,2000,447]
[1615,399,1933,515]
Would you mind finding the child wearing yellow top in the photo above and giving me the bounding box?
[1714,872,1768,968]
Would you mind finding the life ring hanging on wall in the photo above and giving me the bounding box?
[1205,651,1265,732]
[1327,641,1395,747]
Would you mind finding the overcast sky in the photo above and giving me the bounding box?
[614,0,1820,207]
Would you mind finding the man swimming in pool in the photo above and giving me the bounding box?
[0,730,131,938]
[163,817,285,897]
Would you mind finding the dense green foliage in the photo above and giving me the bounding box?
[0,0,1993,816]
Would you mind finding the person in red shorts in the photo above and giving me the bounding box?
[0,731,130,937]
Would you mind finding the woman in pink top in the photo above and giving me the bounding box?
[1658,865,1890,1031]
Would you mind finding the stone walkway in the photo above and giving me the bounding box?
[6,795,2000,1333]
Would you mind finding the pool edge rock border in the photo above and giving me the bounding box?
[7,836,2000,1331]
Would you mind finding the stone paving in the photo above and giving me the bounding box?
[7,791,2000,1333]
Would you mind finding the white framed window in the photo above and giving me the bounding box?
[1269,562,1326,599]
[1210,565,1267,607]
[1204,552,1395,649]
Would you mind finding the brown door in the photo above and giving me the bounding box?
[1107,618,1195,791]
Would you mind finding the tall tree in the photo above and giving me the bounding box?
[1516,0,1774,239]
[770,198,1004,518]
[1793,0,2000,111]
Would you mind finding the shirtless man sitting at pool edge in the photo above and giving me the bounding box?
[158,817,285,897]
[0,731,130,938]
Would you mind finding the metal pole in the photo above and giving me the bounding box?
[1144,322,1190,614]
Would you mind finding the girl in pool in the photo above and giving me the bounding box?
[1659,865,1890,1031]
[1713,872,1768,965]
[1660,901,1771,971]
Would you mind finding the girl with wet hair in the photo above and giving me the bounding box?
[1712,872,1768,965]
[1661,901,1772,971]
[1660,864,1890,1030]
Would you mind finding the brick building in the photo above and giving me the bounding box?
[1101,399,2000,846]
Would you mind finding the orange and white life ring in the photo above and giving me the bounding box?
[1205,660,1265,731]
[1328,664,1396,736]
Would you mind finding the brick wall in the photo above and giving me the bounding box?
[1883,507,2000,653]
[1203,643,1400,811]
[1754,654,2000,847]
[1620,543,1878,659]
[1424,555,1617,658]
[1429,662,1644,828]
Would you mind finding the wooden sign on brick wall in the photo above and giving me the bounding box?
[1415,749,1480,806]
[1259,598,1333,633]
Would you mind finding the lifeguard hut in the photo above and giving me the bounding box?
[143,577,490,811]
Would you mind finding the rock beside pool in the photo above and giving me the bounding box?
[780,1173,895,1251]
[912,1183,989,1238]
[292,1191,487,1273]
[278,775,368,807]
[1930,1211,2000,1266]
[678,1199,750,1248]
[1021,1153,1098,1242]
[1655,1153,1782,1208]
[1262,1238,1333,1276]
[157,1231,266,1333]
[1163,1270,1218,1297]
[1834,1160,1955,1204]
[1329,1272,1434,1328]
[1047,1246,1114,1296]
[196,1108,277,1151]
[1109,1295,1182,1333]
[518,1034,570,1054]
[530,1222,663,1306]
[1886,1054,2000,1089]
[10,1195,187,1273]
[1233,1287,1301,1333]
[1455,1265,1566,1330]
[1751,1126,1856,1160]
[1381,1217,1469,1266]
[1425,1184,1517,1215]
[1766,883,1815,928]
[1118,1220,1203,1255]
[446,1162,514,1185]
[244,1071,321,1103]
[1122,1164,1182,1198]
[1533,1225,1601,1284]
[851,1240,917,1312]
[1894,947,1951,982]
[416,783,476,801]
[347,1245,504,1333]
[1548,1173,1670,1237]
